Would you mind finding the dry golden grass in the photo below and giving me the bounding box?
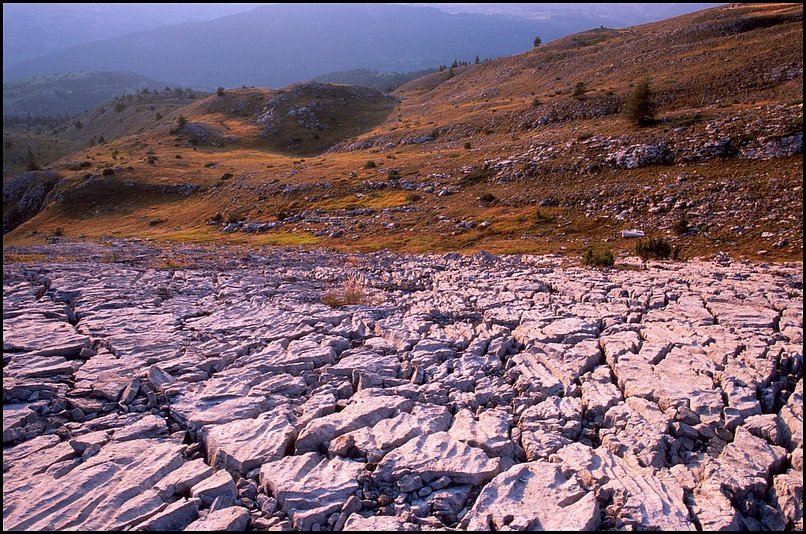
[3,252,47,263]
[322,273,368,307]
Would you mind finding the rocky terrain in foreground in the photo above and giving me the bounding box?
[3,242,803,531]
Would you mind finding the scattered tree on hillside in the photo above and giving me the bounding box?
[475,55,480,64]
[176,115,187,129]
[446,67,455,79]
[216,86,226,97]
[25,148,39,170]
[451,59,459,68]
[624,79,655,127]
[533,35,542,47]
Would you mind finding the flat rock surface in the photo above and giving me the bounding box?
[464,460,600,531]
[2,242,802,531]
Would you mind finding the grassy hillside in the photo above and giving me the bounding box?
[2,88,206,175]
[3,4,803,262]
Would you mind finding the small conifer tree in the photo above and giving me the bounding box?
[625,79,655,127]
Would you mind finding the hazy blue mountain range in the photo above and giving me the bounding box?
[4,3,719,89]
[2,3,261,66]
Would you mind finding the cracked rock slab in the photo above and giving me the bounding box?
[374,431,501,486]
[3,438,185,531]
[464,460,600,531]
[259,452,365,531]
[295,390,414,453]
[553,443,695,530]
[201,410,296,475]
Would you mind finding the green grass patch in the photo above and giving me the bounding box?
[255,231,320,246]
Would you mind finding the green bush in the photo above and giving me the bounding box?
[364,160,377,169]
[582,247,615,267]
[635,237,676,261]
[479,192,497,203]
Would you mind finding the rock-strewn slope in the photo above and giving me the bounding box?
[3,243,803,531]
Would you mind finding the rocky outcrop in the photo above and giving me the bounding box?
[2,170,62,233]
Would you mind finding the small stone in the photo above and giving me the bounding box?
[397,474,423,493]
[430,475,451,490]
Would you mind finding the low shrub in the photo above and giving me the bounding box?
[635,237,679,261]
[225,211,243,224]
[582,246,615,267]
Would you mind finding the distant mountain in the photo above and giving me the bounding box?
[3,71,173,117]
[5,4,555,88]
[2,3,260,67]
[416,3,723,25]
